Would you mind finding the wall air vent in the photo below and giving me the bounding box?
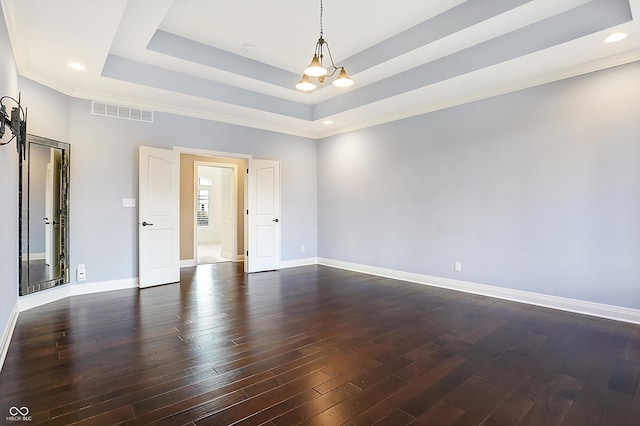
[91,101,154,123]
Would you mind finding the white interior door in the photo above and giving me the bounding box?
[139,146,180,288]
[246,159,281,273]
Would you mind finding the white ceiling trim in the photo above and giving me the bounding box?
[2,0,640,139]
[320,47,640,139]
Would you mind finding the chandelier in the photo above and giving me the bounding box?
[296,0,354,92]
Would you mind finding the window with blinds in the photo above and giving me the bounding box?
[197,188,210,226]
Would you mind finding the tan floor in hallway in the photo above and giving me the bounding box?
[197,241,230,264]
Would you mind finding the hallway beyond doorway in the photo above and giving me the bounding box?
[197,241,230,264]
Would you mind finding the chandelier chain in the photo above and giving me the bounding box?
[319,0,324,38]
[296,0,353,91]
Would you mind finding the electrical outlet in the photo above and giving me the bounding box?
[77,264,86,281]
[300,245,306,253]
[454,261,462,272]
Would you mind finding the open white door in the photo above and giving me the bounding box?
[246,159,281,273]
[139,146,180,288]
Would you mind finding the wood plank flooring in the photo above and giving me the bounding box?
[1,263,639,425]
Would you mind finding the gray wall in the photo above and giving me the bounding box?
[319,61,640,310]
[66,98,317,284]
[2,0,639,348]
[0,4,19,345]
[18,78,317,288]
[17,78,71,263]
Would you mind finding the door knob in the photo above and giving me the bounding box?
[141,221,154,226]
[272,218,279,223]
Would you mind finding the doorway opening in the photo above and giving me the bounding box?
[176,147,280,273]
[178,152,246,268]
[195,163,236,264]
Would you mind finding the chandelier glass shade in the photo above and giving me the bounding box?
[296,0,353,92]
[304,54,327,77]
[295,74,317,91]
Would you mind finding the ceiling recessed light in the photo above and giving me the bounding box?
[67,62,85,71]
[604,32,628,43]
[323,120,333,125]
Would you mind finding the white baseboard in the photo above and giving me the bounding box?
[12,257,639,329]
[71,278,138,296]
[317,258,640,325]
[181,259,196,268]
[281,257,319,269]
[0,301,19,374]
[18,278,139,312]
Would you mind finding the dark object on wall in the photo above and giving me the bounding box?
[0,93,27,159]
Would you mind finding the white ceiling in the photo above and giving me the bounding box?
[2,0,640,138]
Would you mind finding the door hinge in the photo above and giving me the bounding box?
[246,209,248,215]
[246,168,249,174]
[246,251,248,256]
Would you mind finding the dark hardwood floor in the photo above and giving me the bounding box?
[1,263,639,425]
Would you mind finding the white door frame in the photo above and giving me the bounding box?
[174,146,252,161]
[174,146,252,266]
[193,161,238,263]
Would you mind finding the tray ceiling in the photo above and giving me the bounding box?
[2,0,639,138]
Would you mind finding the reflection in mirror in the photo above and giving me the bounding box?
[19,134,70,295]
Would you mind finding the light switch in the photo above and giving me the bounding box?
[122,198,136,208]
